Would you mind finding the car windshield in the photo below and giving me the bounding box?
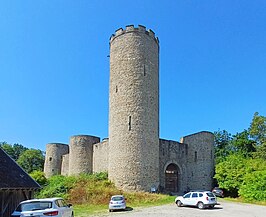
[206,192,215,197]
[17,202,52,211]
[112,196,124,201]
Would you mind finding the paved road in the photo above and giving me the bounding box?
[91,200,266,217]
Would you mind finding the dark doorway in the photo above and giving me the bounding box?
[165,163,178,192]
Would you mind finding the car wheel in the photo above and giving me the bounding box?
[197,202,205,209]
[176,200,182,207]
[109,209,112,212]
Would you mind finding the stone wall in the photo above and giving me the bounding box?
[44,143,69,178]
[181,131,215,191]
[93,139,109,173]
[108,25,160,191]
[159,139,188,193]
[61,153,69,176]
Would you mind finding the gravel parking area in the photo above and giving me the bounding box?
[90,200,266,217]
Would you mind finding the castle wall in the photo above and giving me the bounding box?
[108,25,160,191]
[181,131,215,191]
[68,135,100,175]
[93,139,109,173]
[159,139,188,193]
[61,154,69,176]
[44,143,69,178]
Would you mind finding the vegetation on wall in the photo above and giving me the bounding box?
[214,112,266,201]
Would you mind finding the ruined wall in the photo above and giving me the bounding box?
[108,25,160,191]
[159,139,188,193]
[93,138,109,173]
[44,143,69,178]
[68,135,100,175]
[181,131,215,191]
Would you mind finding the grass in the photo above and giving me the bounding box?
[74,194,176,216]
[221,197,266,206]
[36,173,266,216]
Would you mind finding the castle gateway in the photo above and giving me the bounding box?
[44,25,215,193]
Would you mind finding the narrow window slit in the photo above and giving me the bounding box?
[128,116,131,131]
[144,65,146,76]
[115,85,118,93]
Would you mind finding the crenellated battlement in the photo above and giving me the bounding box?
[109,24,159,44]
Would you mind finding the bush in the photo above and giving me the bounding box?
[37,175,76,199]
[239,170,266,201]
[30,170,47,186]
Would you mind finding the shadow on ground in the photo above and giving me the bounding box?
[110,207,133,212]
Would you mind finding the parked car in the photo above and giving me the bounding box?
[109,195,126,212]
[11,198,73,217]
[175,191,217,209]
[212,187,224,197]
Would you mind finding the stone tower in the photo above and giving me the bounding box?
[108,25,160,191]
[68,135,100,175]
[44,143,69,178]
[181,131,215,190]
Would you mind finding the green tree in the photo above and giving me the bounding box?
[249,112,266,145]
[249,112,266,159]
[17,149,45,173]
[231,130,256,157]
[239,170,266,201]
[214,130,233,163]
[12,143,28,160]
[0,142,15,158]
[0,142,28,160]
[214,154,250,196]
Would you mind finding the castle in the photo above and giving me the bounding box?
[44,25,215,193]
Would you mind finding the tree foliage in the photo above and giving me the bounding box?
[239,170,266,201]
[30,170,48,186]
[214,112,266,200]
[0,142,45,173]
[231,130,256,157]
[249,112,266,159]
[0,142,28,160]
[17,149,45,173]
[214,130,233,163]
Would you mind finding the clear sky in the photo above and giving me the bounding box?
[0,0,265,151]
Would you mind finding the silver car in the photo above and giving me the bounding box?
[11,198,73,217]
[175,191,217,209]
[109,195,126,212]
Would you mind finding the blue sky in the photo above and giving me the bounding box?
[0,0,265,151]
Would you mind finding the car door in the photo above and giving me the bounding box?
[190,192,199,206]
[182,193,192,205]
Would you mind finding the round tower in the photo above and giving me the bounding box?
[108,25,160,191]
[68,135,100,175]
[44,143,69,178]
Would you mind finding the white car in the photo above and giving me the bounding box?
[109,195,126,212]
[175,191,217,209]
[11,198,73,217]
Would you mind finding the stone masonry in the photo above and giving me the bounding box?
[108,25,159,192]
[43,25,215,193]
